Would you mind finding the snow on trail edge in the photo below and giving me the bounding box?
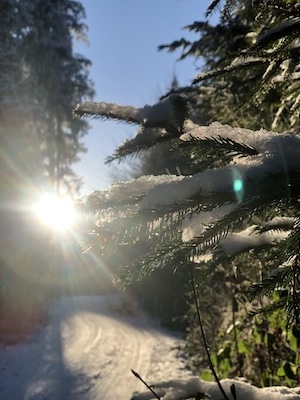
[0,295,191,400]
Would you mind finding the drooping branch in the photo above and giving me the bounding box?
[74,94,189,134]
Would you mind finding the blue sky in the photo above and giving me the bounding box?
[73,0,212,194]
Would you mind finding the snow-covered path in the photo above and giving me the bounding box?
[0,295,191,400]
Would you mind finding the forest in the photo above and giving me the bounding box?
[0,0,300,399]
[0,0,94,340]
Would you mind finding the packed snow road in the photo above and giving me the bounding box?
[0,295,191,400]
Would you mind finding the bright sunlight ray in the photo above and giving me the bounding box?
[34,193,75,231]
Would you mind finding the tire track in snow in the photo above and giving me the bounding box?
[61,303,157,398]
[0,295,191,400]
[89,317,156,399]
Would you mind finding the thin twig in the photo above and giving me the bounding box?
[131,369,161,400]
[232,294,243,377]
[189,264,231,400]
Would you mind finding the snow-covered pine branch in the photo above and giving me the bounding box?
[193,57,264,84]
[139,122,300,210]
[217,224,290,257]
[256,18,300,46]
[73,100,142,124]
[75,174,184,213]
[255,216,295,233]
[77,121,299,214]
[105,126,171,164]
[76,119,300,261]
[74,94,188,134]
[76,117,300,276]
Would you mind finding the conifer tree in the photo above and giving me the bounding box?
[74,0,300,387]
[0,0,93,330]
[21,0,94,194]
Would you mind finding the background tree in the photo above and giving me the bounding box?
[0,0,93,342]
[21,0,94,194]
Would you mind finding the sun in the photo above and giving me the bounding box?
[34,193,76,231]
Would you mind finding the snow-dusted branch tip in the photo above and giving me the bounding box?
[73,94,189,133]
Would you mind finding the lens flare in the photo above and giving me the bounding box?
[232,169,244,203]
[233,179,243,192]
[34,193,75,231]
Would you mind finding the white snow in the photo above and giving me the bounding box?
[133,377,300,400]
[218,225,290,256]
[0,295,191,400]
[182,204,235,242]
[139,123,300,210]
[83,123,300,214]
[75,94,185,131]
[130,122,299,254]
[181,122,300,171]
[181,121,278,152]
[133,126,169,143]
[1,295,299,400]
[78,122,300,262]
[139,94,184,129]
[262,216,295,229]
[90,174,184,207]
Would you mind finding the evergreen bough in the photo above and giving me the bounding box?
[73,92,300,327]
[73,0,300,392]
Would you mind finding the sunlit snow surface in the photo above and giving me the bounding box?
[0,295,191,400]
[2,295,299,400]
[133,377,300,400]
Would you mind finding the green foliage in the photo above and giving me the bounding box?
[74,0,300,388]
[214,308,300,387]
[185,252,300,386]
[161,0,300,133]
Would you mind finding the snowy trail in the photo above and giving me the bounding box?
[0,295,191,400]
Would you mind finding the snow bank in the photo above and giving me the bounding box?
[132,377,300,400]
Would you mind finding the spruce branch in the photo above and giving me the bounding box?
[73,101,141,123]
[283,217,300,260]
[249,264,291,300]
[256,18,300,47]
[206,0,223,16]
[74,94,189,134]
[180,134,259,158]
[246,298,287,321]
[254,217,295,234]
[193,58,264,84]
[144,174,296,270]
[105,128,179,165]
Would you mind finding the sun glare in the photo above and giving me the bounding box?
[34,193,75,231]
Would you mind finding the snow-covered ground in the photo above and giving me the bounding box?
[0,295,191,400]
[2,294,300,400]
